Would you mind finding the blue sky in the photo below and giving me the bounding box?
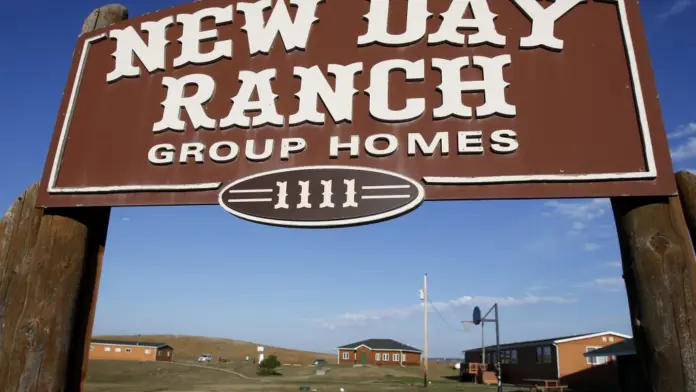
[1,0,695,358]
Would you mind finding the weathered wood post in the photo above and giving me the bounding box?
[676,170,696,249]
[0,5,126,391]
[612,196,696,392]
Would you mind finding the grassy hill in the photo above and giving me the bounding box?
[86,335,466,392]
[93,334,335,364]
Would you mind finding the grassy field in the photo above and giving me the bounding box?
[85,335,519,392]
[85,359,498,392]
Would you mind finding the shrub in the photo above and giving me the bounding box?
[257,355,281,376]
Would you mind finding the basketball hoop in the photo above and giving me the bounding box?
[462,321,475,332]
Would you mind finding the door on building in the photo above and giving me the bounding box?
[360,353,367,364]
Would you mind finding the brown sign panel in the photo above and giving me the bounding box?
[38,0,676,211]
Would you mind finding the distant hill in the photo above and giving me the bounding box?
[93,335,335,364]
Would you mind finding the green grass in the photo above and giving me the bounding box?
[85,360,496,392]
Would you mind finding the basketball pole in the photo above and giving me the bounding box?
[423,273,429,388]
[478,304,502,392]
[481,322,485,367]
[494,304,501,392]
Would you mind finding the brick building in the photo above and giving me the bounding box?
[89,339,174,362]
[463,331,630,390]
[337,338,421,366]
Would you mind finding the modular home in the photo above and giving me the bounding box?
[89,339,174,362]
[463,331,630,390]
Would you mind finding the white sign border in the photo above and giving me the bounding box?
[46,0,656,195]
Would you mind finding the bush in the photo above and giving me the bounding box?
[257,355,281,376]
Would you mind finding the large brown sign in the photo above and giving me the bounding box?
[38,0,676,214]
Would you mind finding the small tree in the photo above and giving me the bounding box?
[257,354,281,376]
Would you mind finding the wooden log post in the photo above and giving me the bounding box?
[612,195,696,392]
[0,5,126,391]
[676,170,696,249]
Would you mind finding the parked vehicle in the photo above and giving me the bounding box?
[312,359,327,366]
[198,353,213,362]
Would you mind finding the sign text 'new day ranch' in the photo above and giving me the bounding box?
[38,0,676,209]
[123,0,554,164]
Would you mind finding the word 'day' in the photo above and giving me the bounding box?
[218,166,425,227]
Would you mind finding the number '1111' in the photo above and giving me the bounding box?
[274,179,358,210]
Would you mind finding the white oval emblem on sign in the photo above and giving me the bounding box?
[218,165,425,228]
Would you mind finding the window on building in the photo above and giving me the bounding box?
[105,347,111,352]
[375,353,381,361]
[145,349,152,354]
[543,346,552,364]
[382,353,389,361]
[609,337,615,342]
[115,348,122,353]
[126,348,132,353]
[602,336,607,342]
[511,350,518,364]
[585,346,608,365]
[393,354,400,361]
[501,351,508,364]
[536,347,542,364]
[167,351,171,357]
[89,346,94,351]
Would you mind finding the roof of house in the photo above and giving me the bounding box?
[584,339,636,358]
[337,339,422,353]
[91,339,171,349]
[463,331,631,353]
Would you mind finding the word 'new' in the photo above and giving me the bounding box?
[106,0,585,82]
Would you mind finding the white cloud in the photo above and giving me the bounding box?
[313,294,576,329]
[668,123,696,139]
[568,221,586,235]
[584,243,601,252]
[576,277,624,292]
[671,138,696,162]
[544,199,610,222]
[121,217,131,222]
[659,0,693,19]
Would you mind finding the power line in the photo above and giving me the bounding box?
[427,297,470,332]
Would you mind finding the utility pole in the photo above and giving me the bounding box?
[423,273,429,388]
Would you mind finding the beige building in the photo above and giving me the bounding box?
[89,339,173,362]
